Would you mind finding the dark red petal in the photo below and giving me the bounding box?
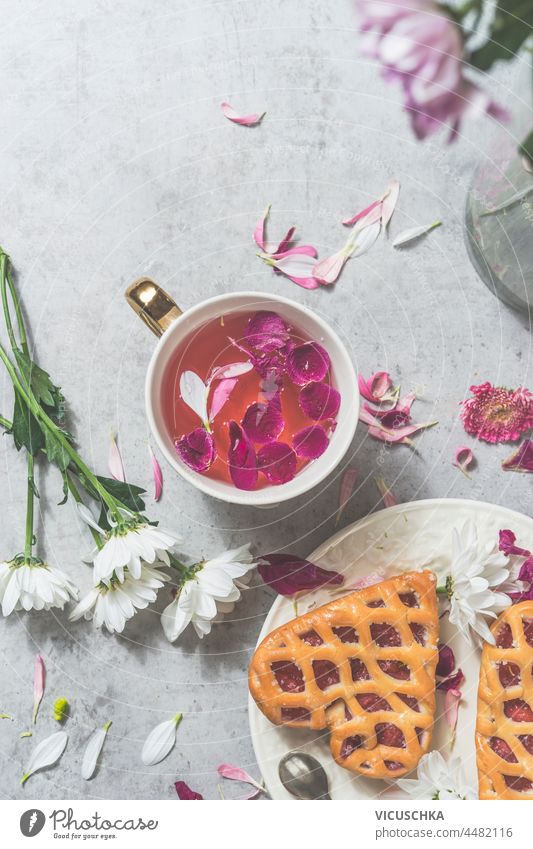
[228,420,258,490]
[287,342,330,385]
[242,398,284,444]
[258,553,343,597]
[244,311,289,351]
[436,643,456,678]
[292,425,329,460]
[175,780,203,800]
[299,382,341,421]
[257,442,297,485]
[175,428,216,473]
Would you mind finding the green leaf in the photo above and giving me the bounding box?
[43,429,71,472]
[11,392,44,455]
[14,349,67,426]
[469,0,533,70]
[95,476,146,513]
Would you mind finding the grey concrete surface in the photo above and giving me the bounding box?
[0,0,532,800]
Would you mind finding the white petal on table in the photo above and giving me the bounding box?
[21,731,68,784]
[82,722,112,780]
[141,714,182,766]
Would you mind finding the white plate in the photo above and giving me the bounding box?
[248,498,533,800]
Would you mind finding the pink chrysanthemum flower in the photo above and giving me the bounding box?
[460,382,533,444]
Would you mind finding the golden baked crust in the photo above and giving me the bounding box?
[476,601,533,800]
[249,570,439,779]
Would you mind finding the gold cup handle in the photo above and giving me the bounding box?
[125,278,183,337]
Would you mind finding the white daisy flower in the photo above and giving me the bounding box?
[69,563,169,634]
[161,544,257,642]
[397,751,476,800]
[436,521,511,647]
[0,557,79,616]
[78,506,181,584]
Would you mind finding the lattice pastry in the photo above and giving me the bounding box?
[249,570,439,779]
[476,601,533,799]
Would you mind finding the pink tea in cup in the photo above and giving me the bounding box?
[161,309,340,490]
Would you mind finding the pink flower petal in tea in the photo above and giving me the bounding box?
[293,425,329,459]
[148,444,163,501]
[381,179,400,229]
[209,377,238,422]
[175,428,216,473]
[299,382,340,421]
[208,361,253,383]
[241,398,284,444]
[258,553,344,596]
[502,439,533,472]
[228,421,258,490]
[108,432,125,482]
[257,442,297,484]
[244,311,289,351]
[286,342,330,386]
[436,643,456,679]
[342,199,382,227]
[175,780,203,800]
[335,467,357,526]
[253,205,271,250]
[221,101,265,126]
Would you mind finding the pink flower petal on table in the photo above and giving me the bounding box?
[108,432,125,482]
[444,688,462,732]
[221,101,265,126]
[258,554,344,596]
[253,205,271,250]
[228,421,258,490]
[259,251,321,289]
[367,420,437,445]
[366,392,415,429]
[437,670,465,692]
[274,226,296,255]
[209,377,238,422]
[148,445,163,501]
[499,529,531,558]
[436,643,456,678]
[351,219,381,257]
[375,476,398,508]
[175,780,203,800]
[242,397,284,444]
[244,310,289,351]
[343,199,382,227]
[175,428,216,473]
[381,179,400,229]
[335,467,357,526]
[217,763,264,793]
[271,245,318,259]
[293,425,329,459]
[32,655,45,724]
[502,439,533,472]
[358,371,396,404]
[299,382,340,421]
[287,342,330,386]
[312,240,355,285]
[453,445,475,478]
[257,441,297,484]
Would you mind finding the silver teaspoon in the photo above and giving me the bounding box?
[278,751,331,800]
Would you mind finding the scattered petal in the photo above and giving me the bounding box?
[217,763,264,795]
[342,199,382,227]
[253,204,271,250]
[361,406,437,445]
[351,219,382,257]
[366,391,415,429]
[20,731,68,785]
[299,382,341,420]
[209,377,239,422]
[76,503,104,533]
[436,644,456,679]
[82,721,112,780]
[141,714,182,766]
[381,179,401,229]
[108,431,125,482]
[375,476,398,508]
[461,383,533,444]
[499,529,531,558]
[312,233,358,285]
[259,251,320,289]
[480,185,533,216]
[179,371,208,425]
[358,372,397,404]
[32,655,45,725]
[242,397,284,444]
[53,698,69,723]
[221,101,265,126]
[148,445,163,501]
[208,361,253,383]
[502,439,533,471]
[444,688,462,733]
[258,553,344,596]
[335,467,357,526]
[293,425,329,460]
[453,446,474,478]
[257,441,297,484]
[392,220,441,247]
[437,670,465,692]
[228,421,258,490]
[175,780,203,800]
[274,226,296,255]
[175,428,216,473]
[287,342,330,385]
[272,244,318,260]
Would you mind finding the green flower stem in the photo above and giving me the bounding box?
[0,340,120,520]
[0,249,28,355]
[24,454,35,560]
[168,553,190,576]
[436,586,448,595]
[66,472,103,550]
[0,413,11,430]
